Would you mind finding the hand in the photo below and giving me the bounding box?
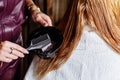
[32,12,52,26]
[25,0,52,26]
[0,41,28,62]
[31,7,52,26]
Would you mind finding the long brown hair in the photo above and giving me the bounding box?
[35,0,120,79]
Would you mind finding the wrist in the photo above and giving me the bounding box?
[26,0,41,15]
[28,5,41,14]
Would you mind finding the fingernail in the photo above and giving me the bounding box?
[44,23,48,26]
[25,50,29,54]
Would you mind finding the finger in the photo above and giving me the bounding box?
[36,14,52,26]
[11,49,24,58]
[39,20,48,26]
[2,41,28,54]
[42,15,52,26]
[0,51,18,59]
[35,15,47,26]
[0,56,12,62]
[4,53,18,60]
[0,45,11,53]
[0,45,19,60]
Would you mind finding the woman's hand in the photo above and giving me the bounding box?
[25,0,52,26]
[32,11,52,26]
[0,41,28,62]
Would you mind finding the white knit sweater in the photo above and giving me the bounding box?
[24,27,120,80]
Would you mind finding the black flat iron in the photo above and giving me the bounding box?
[27,26,63,59]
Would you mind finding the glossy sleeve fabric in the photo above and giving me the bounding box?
[0,0,25,80]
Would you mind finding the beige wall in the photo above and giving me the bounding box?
[46,0,68,25]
